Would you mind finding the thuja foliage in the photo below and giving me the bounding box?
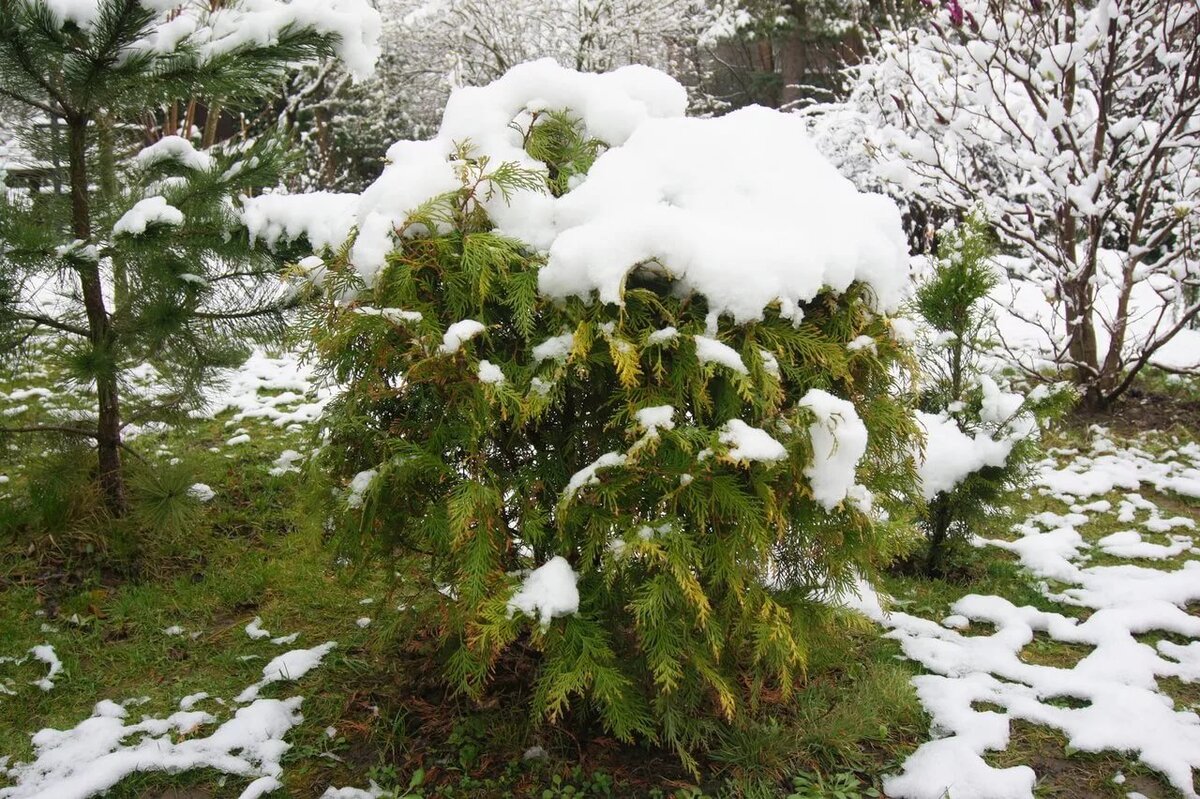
[0,0,347,516]
[914,216,1072,575]
[307,114,921,767]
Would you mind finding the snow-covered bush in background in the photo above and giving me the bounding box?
[293,61,921,764]
[913,217,1073,575]
[810,0,1200,408]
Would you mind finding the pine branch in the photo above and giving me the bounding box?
[9,312,89,337]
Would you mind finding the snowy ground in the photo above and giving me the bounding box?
[852,429,1200,799]
[0,345,329,497]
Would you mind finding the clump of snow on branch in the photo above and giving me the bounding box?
[798,389,870,510]
[241,192,359,253]
[719,420,786,464]
[531,332,575,362]
[476,360,505,385]
[694,335,748,374]
[563,452,627,502]
[913,377,1036,501]
[134,136,214,172]
[634,405,675,436]
[438,320,486,355]
[506,556,580,627]
[345,469,377,509]
[112,196,183,237]
[914,412,1013,501]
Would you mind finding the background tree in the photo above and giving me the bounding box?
[701,0,920,111]
[0,0,380,514]
[821,0,1200,407]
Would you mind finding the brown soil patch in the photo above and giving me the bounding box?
[1070,389,1200,439]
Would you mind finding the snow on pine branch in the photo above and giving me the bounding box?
[46,0,382,81]
[246,59,910,323]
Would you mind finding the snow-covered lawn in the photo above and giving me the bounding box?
[855,429,1200,799]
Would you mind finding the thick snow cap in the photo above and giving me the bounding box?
[297,59,909,320]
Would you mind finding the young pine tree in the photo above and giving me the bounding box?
[304,89,921,767]
[0,0,378,515]
[914,216,1072,575]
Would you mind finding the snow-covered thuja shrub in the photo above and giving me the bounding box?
[913,217,1072,575]
[297,61,919,762]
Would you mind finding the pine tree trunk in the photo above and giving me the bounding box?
[68,116,128,516]
[96,115,127,309]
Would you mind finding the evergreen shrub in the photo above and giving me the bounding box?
[306,79,921,765]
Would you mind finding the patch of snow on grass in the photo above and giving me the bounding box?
[245,617,271,640]
[235,642,337,704]
[28,645,62,691]
[187,483,215,502]
[0,696,305,799]
[846,432,1200,799]
[269,449,304,476]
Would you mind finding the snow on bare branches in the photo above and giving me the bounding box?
[811,0,1200,406]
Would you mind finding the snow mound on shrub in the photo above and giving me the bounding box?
[540,105,910,321]
[799,389,870,510]
[914,412,1014,501]
[248,59,908,320]
[507,557,580,626]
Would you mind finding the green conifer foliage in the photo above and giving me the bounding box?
[306,118,921,766]
[914,216,1073,575]
[0,0,358,515]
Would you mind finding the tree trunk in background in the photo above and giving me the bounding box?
[201,101,222,147]
[68,116,128,516]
